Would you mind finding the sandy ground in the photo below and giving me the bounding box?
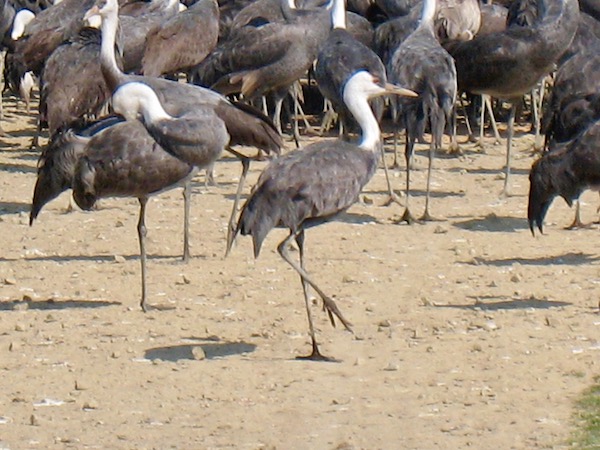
[0,92,599,450]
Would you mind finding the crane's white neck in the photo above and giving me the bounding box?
[419,0,436,27]
[342,72,382,152]
[330,0,346,29]
[113,82,171,125]
[11,9,35,40]
[100,8,118,61]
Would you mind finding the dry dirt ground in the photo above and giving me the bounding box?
[0,92,599,450]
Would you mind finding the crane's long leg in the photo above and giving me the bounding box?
[502,103,517,197]
[447,106,460,154]
[484,95,501,144]
[225,148,251,257]
[293,230,330,361]
[277,231,352,360]
[137,197,149,312]
[182,181,191,263]
[397,134,417,224]
[0,50,6,137]
[381,138,402,206]
[421,112,443,221]
[566,199,586,229]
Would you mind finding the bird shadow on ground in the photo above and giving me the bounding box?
[0,253,182,263]
[0,141,22,150]
[0,161,36,173]
[453,214,528,232]
[0,201,30,215]
[435,295,571,311]
[336,211,380,225]
[0,298,121,311]
[144,340,257,362]
[369,188,465,199]
[459,252,599,267]
[446,166,530,176]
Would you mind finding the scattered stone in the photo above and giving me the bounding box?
[434,225,448,234]
[383,362,399,371]
[13,302,28,311]
[510,273,522,283]
[191,346,206,361]
[82,400,98,410]
[8,341,20,352]
[113,255,126,264]
[111,351,121,359]
[115,220,125,228]
[4,277,16,285]
[75,380,89,391]
[30,414,41,426]
[14,323,26,332]
[342,275,357,284]
[412,327,423,339]
[488,281,498,288]
[362,195,373,205]
[378,319,391,328]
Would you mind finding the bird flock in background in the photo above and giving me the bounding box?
[0,0,598,359]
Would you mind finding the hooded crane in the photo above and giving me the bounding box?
[445,0,579,196]
[528,118,600,235]
[141,0,219,78]
[314,0,399,203]
[190,0,332,135]
[230,71,416,361]
[30,116,198,312]
[387,0,457,223]
[86,0,282,257]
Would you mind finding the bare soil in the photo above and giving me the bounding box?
[0,93,599,450]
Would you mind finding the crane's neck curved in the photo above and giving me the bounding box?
[330,0,346,29]
[343,75,381,152]
[113,82,172,125]
[11,9,35,40]
[99,5,125,92]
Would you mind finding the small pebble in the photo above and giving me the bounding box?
[4,277,16,285]
[75,380,89,391]
[191,346,206,360]
[114,255,126,264]
[83,400,98,410]
[383,362,399,371]
[30,414,40,426]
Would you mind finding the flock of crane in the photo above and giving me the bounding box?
[0,0,599,359]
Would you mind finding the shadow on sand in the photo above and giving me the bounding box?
[144,340,257,362]
[435,295,571,311]
[0,298,121,311]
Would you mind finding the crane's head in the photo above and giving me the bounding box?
[344,71,417,103]
[30,131,89,225]
[84,0,118,24]
[528,156,558,236]
[112,82,171,125]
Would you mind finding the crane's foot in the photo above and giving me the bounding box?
[468,133,478,144]
[394,208,418,225]
[446,142,462,156]
[565,218,590,230]
[321,295,352,332]
[499,186,512,198]
[296,341,338,362]
[419,210,442,222]
[382,192,403,207]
